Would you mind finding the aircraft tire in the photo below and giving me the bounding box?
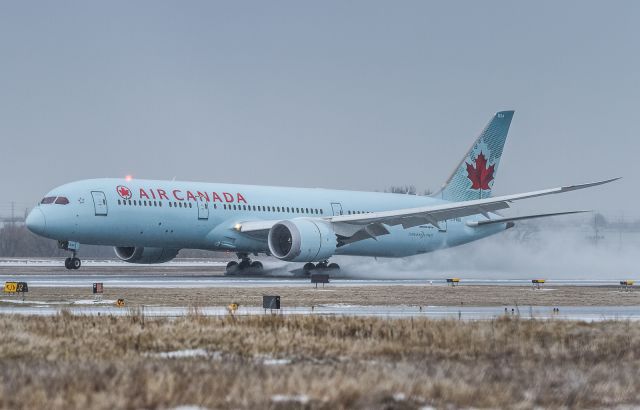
[328,263,340,271]
[71,258,81,270]
[250,261,263,272]
[238,259,251,270]
[64,257,72,269]
[225,261,239,275]
[303,262,315,274]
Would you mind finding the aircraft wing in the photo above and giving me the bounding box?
[464,210,590,227]
[236,178,618,243]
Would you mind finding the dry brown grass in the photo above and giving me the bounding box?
[1,313,640,409]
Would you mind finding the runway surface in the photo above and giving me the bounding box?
[1,259,638,320]
[0,258,631,287]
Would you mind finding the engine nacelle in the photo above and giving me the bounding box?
[114,247,179,264]
[268,219,337,262]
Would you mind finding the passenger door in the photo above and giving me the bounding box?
[331,202,343,216]
[91,191,108,216]
[198,200,209,220]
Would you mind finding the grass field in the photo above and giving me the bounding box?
[1,313,639,409]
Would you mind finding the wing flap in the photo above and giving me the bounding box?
[465,210,590,227]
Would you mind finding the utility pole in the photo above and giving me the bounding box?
[11,202,15,227]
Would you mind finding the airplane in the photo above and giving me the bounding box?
[25,111,617,274]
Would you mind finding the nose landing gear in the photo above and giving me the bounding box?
[59,240,82,270]
[225,253,264,275]
[64,256,82,270]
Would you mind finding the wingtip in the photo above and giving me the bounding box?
[597,177,622,185]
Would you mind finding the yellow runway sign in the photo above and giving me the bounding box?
[4,282,17,293]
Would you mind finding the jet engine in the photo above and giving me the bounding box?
[114,247,179,264]
[268,219,337,262]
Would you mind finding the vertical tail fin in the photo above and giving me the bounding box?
[433,110,514,201]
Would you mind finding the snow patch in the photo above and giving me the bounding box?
[0,299,65,305]
[150,349,211,359]
[262,358,292,366]
[271,394,309,404]
[72,299,116,305]
[393,392,406,401]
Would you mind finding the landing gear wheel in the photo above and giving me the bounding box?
[250,261,263,272]
[328,263,340,271]
[238,259,251,270]
[64,257,72,269]
[303,262,315,274]
[71,258,81,269]
[225,261,239,275]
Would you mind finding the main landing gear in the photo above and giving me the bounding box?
[59,240,82,270]
[225,253,264,275]
[303,261,340,274]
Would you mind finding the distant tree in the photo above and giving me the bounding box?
[0,225,232,259]
[386,185,417,195]
[384,185,432,196]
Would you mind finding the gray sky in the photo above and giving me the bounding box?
[1,1,638,218]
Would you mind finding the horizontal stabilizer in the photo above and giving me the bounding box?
[465,210,590,227]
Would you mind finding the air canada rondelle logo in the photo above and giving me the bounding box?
[116,185,132,200]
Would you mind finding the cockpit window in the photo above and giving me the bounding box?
[54,197,70,205]
[41,197,56,204]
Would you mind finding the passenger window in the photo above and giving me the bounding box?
[169,202,173,207]
[159,202,162,207]
[117,199,121,205]
[134,200,137,206]
[320,209,323,215]
[189,203,192,208]
[128,200,132,205]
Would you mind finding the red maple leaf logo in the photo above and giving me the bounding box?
[116,185,132,199]
[466,151,494,190]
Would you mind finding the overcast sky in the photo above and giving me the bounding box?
[1,1,638,218]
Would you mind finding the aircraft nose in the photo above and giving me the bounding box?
[26,208,47,235]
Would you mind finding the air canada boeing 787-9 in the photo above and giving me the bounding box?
[26,111,618,274]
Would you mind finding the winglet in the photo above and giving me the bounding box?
[558,177,621,193]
